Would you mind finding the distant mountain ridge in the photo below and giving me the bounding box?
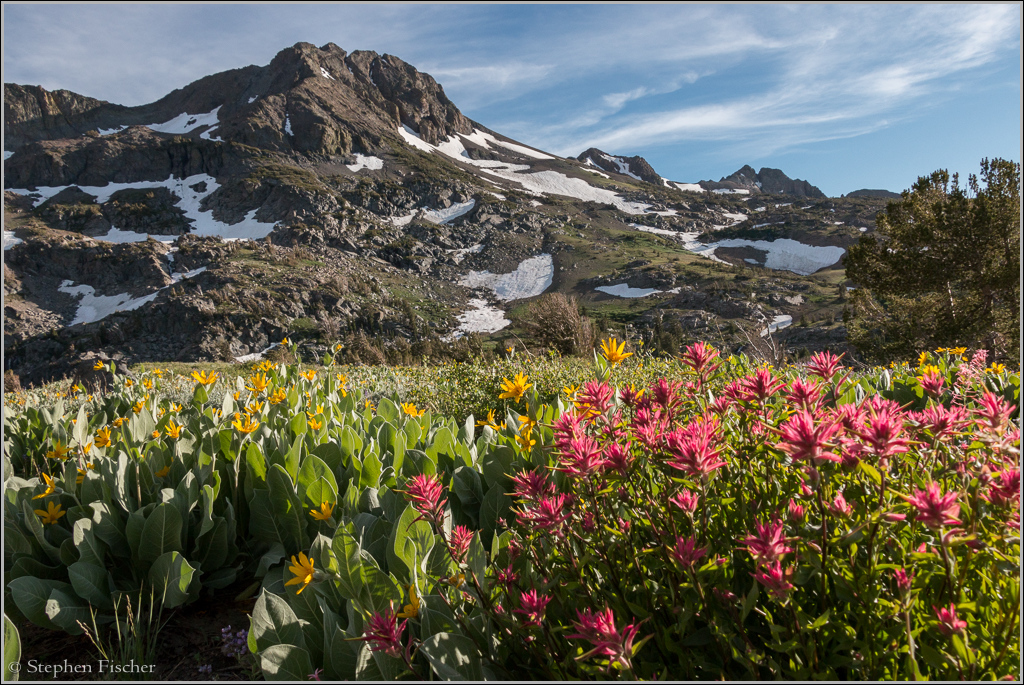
[699,165,826,198]
[844,188,900,199]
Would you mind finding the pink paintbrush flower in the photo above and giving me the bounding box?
[905,483,962,529]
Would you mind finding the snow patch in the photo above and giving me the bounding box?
[712,188,750,195]
[859,227,868,232]
[424,200,476,225]
[785,295,804,305]
[685,237,845,275]
[4,231,23,250]
[235,343,279,364]
[460,254,553,301]
[199,126,222,141]
[596,283,662,298]
[7,174,276,242]
[630,223,680,238]
[97,126,127,136]
[398,124,435,153]
[320,67,336,80]
[346,154,384,172]
[58,265,205,326]
[284,115,293,137]
[670,182,706,193]
[754,206,767,212]
[145,106,221,135]
[761,315,793,337]
[396,125,647,213]
[92,228,178,244]
[451,298,510,336]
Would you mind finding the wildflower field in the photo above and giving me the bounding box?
[3,341,1019,680]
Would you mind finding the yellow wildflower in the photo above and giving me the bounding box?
[281,337,291,345]
[245,402,264,415]
[301,370,316,382]
[165,421,183,440]
[158,407,167,418]
[143,379,153,390]
[257,360,275,373]
[232,413,260,434]
[516,431,537,451]
[33,472,58,500]
[365,400,375,411]
[600,338,633,367]
[155,466,171,478]
[397,585,420,619]
[76,469,86,485]
[124,379,134,388]
[308,417,324,431]
[562,384,579,399]
[46,442,70,461]
[113,417,127,428]
[987,363,1006,374]
[95,427,112,448]
[169,402,183,413]
[268,388,287,405]
[152,369,164,378]
[151,430,161,439]
[446,573,466,587]
[191,370,220,386]
[132,400,146,414]
[917,351,929,367]
[247,373,271,394]
[35,501,66,525]
[93,360,105,371]
[401,402,426,418]
[285,552,315,594]
[309,502,335,521]
[499,373,532,403]
[517,415,538,433]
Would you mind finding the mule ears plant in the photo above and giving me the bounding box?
[845,157,1020,364]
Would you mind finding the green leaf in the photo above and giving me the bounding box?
[268,464,310,554]
[139,503,183,563]
[467,532,487,593]
[4,615,21,682]
[419,632,484,681]
[354,642,385,680]
[259,644,314,681]
[147,551,196,609]
[250,590,306,652]
[858,461,882,487]
[44,588,88,635]
[741,582,759,624]
[68,562,113,608]
[7,577,67,631]
[387,504,435,586]
[298,454,339,508]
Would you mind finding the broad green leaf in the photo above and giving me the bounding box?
[260,644,314,681]
[268,464,309,554]
[419,632,484,681]
[138,503,183,563]
[7,577,67,630]
[44,588,88,635]
[68,562,112,608]
[148,551,196,608]
[250,590,306,652]
[387,503,435,585]
[3,615,20,682]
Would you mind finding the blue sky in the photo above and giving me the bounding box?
[3,4,1020,196]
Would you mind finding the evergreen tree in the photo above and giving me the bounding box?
[845,158,1020,363]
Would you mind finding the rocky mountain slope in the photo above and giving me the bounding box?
[3,42,890,384]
